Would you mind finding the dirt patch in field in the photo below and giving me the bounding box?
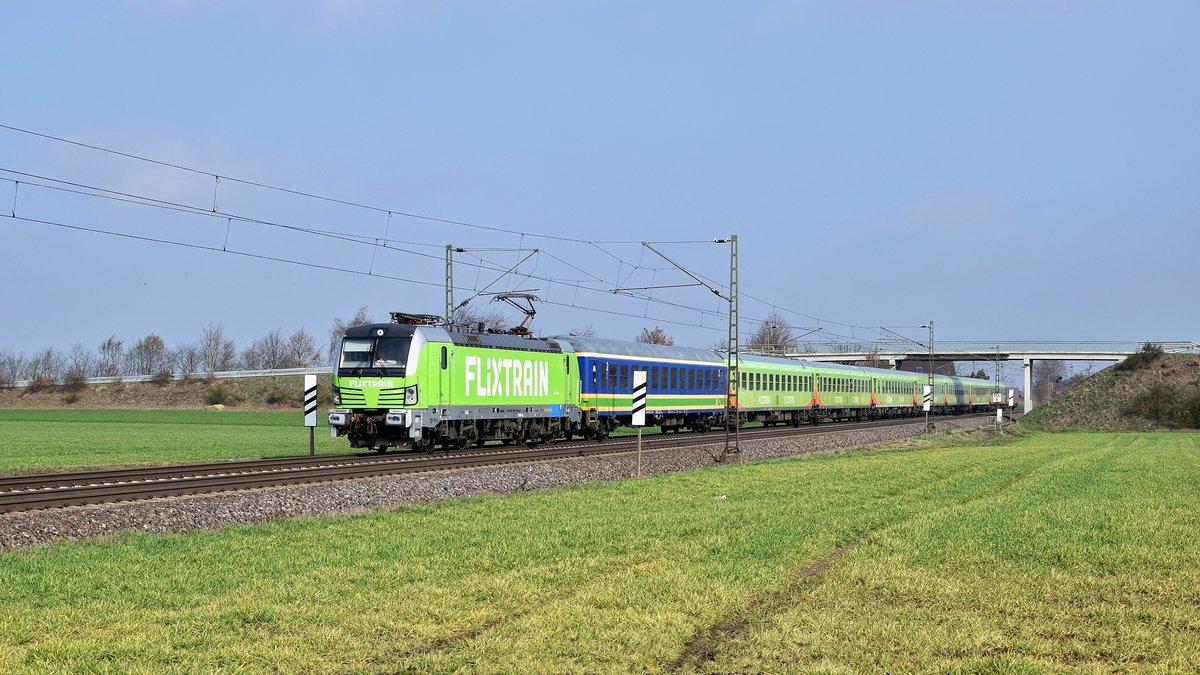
[0,375,333,411]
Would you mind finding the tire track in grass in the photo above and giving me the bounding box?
[669,535,869,670]
[381,555,661,662]
[670,440,1097,672]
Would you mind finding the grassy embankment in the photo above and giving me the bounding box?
[1,431,1197,672]
[0,409,346,473]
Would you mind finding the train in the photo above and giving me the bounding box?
[327,312,1003,451]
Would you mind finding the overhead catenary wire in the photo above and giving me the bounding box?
[2,210,799,338]
[1,124,905,340]
[0,123,707,247]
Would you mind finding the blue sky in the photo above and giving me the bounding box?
[2,1,1196,374]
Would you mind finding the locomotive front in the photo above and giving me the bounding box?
[327,316,436,450]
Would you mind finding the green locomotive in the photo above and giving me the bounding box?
[328,313,578,450]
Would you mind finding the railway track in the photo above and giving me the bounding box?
[0,413,998,514]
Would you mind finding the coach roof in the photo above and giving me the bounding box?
[553,336,725,363]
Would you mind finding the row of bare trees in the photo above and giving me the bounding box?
[634,311,799,353]
[0,323,324,387]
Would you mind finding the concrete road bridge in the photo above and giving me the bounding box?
[776,341,1200,414]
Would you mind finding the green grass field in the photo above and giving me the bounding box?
[0,409,346,473]
[1,432,1197,672]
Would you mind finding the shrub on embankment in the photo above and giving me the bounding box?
[1020,351,1200,431]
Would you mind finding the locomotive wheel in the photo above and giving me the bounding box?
[456,426,479,451]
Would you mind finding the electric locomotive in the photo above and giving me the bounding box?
[328,313,579,451]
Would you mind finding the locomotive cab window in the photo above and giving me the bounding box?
[338,336,412,375]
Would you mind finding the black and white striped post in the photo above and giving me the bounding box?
[632,370,647,477]
[303,374,318,456]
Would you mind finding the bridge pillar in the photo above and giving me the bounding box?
[1023,358,1033,414]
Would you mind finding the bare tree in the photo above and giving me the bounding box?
[126,333,170,375]
[65,342,94,381]
[861,348,887,369]
[328,307,373,364]
[746,311,795,355]
[452,305,510,333]
[283,328,321,367]
[240,329,288,370]
[0,348,24,387]
[636,326,675,346]
[97,335,124,377]
[173,342,204,376]
[26,347,64,384]
[569,323,599,338]
[199,323,237,374]
[1033,360,1067,404]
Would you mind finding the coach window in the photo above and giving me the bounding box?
[668,368,677,390]
[591,363,598,388]
[620,365,629,390]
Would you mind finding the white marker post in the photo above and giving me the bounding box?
[303,374,318,456]
[1008,388,1015,408]
[632,370,647,477]
[922,385,932,412]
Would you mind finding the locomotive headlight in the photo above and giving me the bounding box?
[333,391,341,405]
[404,385,418,405]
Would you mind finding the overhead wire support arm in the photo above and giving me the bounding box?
[610,282,703,295]
[452,248,539,314]
[640,242,729,300]
[877,325,929,350]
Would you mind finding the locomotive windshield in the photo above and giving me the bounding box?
[338,336,413,375]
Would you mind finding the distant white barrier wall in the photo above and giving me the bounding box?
[11,367,333,389]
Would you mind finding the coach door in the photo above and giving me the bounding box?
[439,346,450,408]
